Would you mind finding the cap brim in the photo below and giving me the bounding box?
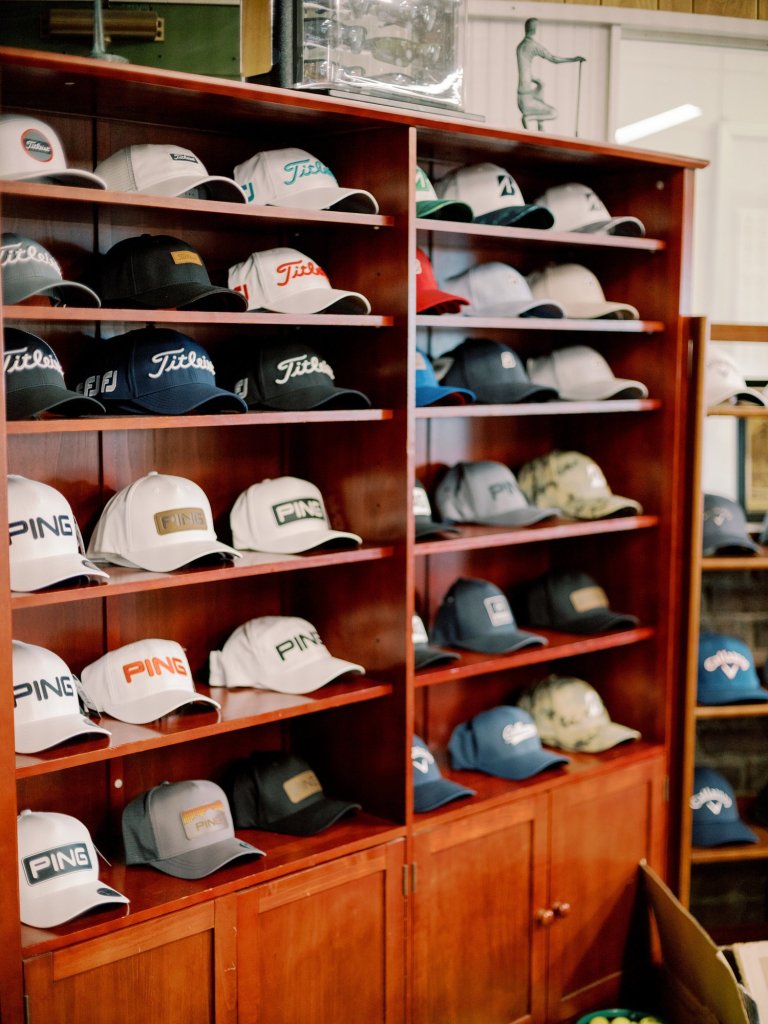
[707,387,768,408]
[468,506,559,527]
[697,687,768,706]
[576,217,646,237]
[557,609,639,634]
[101,690,221,725]
[10,279,102,308]
[256,797,361,836]
[112,539,241,572]
[104,284,247,312]
[6,384,106,419]
[458,382,558,404]
[252,384,371,411]
[147,837,264,879]
[477,747,570,780]
[559,302,640,320]
[692,819,758,847]
[21,879,129,928]
[14,714,111,754]
[270,186,379,214]
[138,174,247,203]
[257,288,371,315]
[446,630,547,654]
[235,528,362,555]
[702,532,760,556]
[414,778,475,812]
[417,289,469,314]
[557,379,648,401]
[467,300,564,319]
[245,657,365,695]
[416,385,475,407]
[415,518,461,540]
[416,199,473,222]
[10,553,109,593]
[561,495,643,520]
[12,168,107,189]
[567,722,641,753]
[111,381,247,415]
[414,642,460,669]
[474,205,554,229]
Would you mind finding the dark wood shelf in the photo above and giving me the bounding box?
[8,409,393,433]
[416,314,664,333]
[3,306,393,328]
[416,217,666,252]
[416,399,661,419]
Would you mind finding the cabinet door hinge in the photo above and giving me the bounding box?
[402,863,409,896]
[24,994,30,1024]
[402,862,418,896]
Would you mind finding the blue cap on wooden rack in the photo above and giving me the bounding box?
[448,706,569,781]
[690,767,758,848]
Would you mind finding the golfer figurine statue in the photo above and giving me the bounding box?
[516,18,584,132]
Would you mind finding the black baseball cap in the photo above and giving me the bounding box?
[1,232,101,307]
[437,338,558,404]
[100,234,247,311]
[4,327,105,419]
[703,493,760,556]
[432,577,548,654]
[526,569,638,635]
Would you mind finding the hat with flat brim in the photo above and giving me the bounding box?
[474,205,554,229]
[575,217,645,237]
[560,301,640,321]
[254,287,370,315]
[417,198,473,221]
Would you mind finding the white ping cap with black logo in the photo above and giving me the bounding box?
[533,182,645,237]
[95,144,246,203]
[0,114,106,189]
[233,147,378,213]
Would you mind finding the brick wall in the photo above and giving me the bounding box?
[525,0,768,19]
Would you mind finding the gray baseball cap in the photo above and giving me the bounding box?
[1,232,101,307]
[435,461,559,527]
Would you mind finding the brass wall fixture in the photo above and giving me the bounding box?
[46,9,164,43]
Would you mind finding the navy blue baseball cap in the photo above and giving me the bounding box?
[526,569,638,635]
[432,577,547,654]
[436,339,558,405]
[412,736,475,812]
[697,632,768,705]
[703,493,759,556]
[415,348,475,407]
[690,766,757,847]
[448,706,570,781]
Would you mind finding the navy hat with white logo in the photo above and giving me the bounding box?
[697,632,768,705]
[412,614,459,670]
[435,461,559,528]
[690,766,757,847]
[412,737,475,811]
[526,569,638,635]
[1,233,101,307]
[448,706,570,780]
[415,348,475,407]
[703,493,759,556]
[435,339,558,404]
[432,577,547,654]
[4,327,105,419]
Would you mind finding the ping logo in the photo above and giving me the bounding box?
[502,721,537,746]
[703,648,750,680]
[181,800,228,840]
[9,513,75,545]
[483,595,513,628]
[23,842,92,885]
[275,629,323,662]
[272,497,325,527]
[122,654,189,684]
[690,786,732,815]
[78,370,119,397]
[489,480,516,501]
[496,172,518,198]
[14,673,76,707]
[154,506,207,535]
[21,128,53,164]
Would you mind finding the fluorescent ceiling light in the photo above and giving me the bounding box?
[614,104,702,144]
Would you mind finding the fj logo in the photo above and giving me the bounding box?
[23,842,92,885]
[79,370,119,397]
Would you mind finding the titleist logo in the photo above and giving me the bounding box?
[282,158,333,187]
[4,346,64,377]
[0,240,59,274]
[274,353,333,386]
[146,347,214,380]
[274,259,327,288]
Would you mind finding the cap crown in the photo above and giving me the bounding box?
[450,262,538,316]
[702,493,757,555]
[125,780,236,863]
[704,347,767,408]
[80,639,199,716]
[527,345,648,401]
[0,114,105,189]
[13,640,87,736]
[234,147,338,204]
[449,705,568,779]
[435,461,534,523]
[690,768,741,825]
[95,144,243,200]
[436,163,526,218]
[697,632,767,703]
[524,675,610,748]
[18,810,98,893]
[415,166,438,201]
[228,247,332,311]
[538,182,611,231]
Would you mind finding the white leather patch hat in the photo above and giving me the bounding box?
[534,182,645,236]
[527,345,648,401]
[0,114,106,189]
[518,675,640,753]
[233,147,378,213]
[95,144,246,202]
[527,263,639,320]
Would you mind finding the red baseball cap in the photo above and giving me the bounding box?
[416,249,468,314]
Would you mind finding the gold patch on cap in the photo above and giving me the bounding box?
[171,250,203,266]
[569,585,608,614]
[283,770,322,804]
[154,506,208,535]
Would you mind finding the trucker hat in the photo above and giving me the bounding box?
[228,246,371,314]
[414,481,460,541]
[448,706,570,780]
[415,348,475,406]
[702,493,759,556]
[0,114,106,189]
[412,614,459,669]
[525,569,639,635]
[432,577,547,654]
[95,143,246,202]
[534,182,645,236]
[1,233,101,307]
[517,450,642,520]
[234,147,378,213]
[18,809,128,927]
[8,475,109,593]
[526,345,648,401]
[415,249,469,315]
[527,263,639,320]
[122,779,264,878]
[697,632,768,705]
[435,461,559,528]
[79,639,221,724]
[704,346,768,408]
[435,338,558,404]
[445,261,564,318]
[415,166,473,221]
[690,766,758,847]
[100,234,247,311]
[412,736,475,811]
[13,640,111,754]
[4,327,105,419]
[208,616,364,694]
[87,471,240,571]
[229,750,361,834]
[435,163,554,228]
[518,674,640,753]
[230,476,362,554]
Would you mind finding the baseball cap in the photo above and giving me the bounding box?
[220,338,370,411]
[18,809,129,927]
[414,481,460,541]
[4,327,105,419]
[228,247,371,314]
[435,338,558,404]
[432,577,548,654]
[8,475,109,593]
[230,476,362,554]
[534,182,645,236]
[415,166,472,221]
[413,614,459,670]
[1,233,101,307]
[13,640,110,754]
[0,114,106,189]
[122,779,264,879]
[95,144,246,203]
[233,147,378,213]
[415,249,469,315]
[448,706,570,780]
[208,616,364,694]
[446,262,564,318]
[412,737,475,811]
[435,461,559,528]
[79,639,221,724]
[704,346,768,408]
[690,766,757,847]
[702,493,759,556]
[435,163,554,228]
[415,348,474,406]
[87,471,240,571]
[527,263,639,320]
[525,569,639,635]
[229,751,361,834]
[71,327,247,415]
[518,674,640,753]
[697,632,768,705]
[100,234,247,311]
[517,450,643,520]
[526,345,648,401]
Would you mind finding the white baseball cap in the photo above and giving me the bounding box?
[18,809,129,927]
[0,114,106,189]
[8,475,109,593]
[79,639,221,724]
[228,246,371,314]
[87,471,240,572]
[527,263,639,320]
[704,345,768,408]
[527,345,648,401]
[445,262,564,318]
[519,675,641,752]
[435,163,554,228]
[534,182,645,237]
[233,147,378,213]
[517,450,643,520]
[208,616,364,694]
[230,476,362,554]
[13,640,111,754]
[95,144,246,203]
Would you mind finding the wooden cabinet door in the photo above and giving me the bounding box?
[546,757,664,1022]
[236,843,405,1024]
[412,796,549,1024]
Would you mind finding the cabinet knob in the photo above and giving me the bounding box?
[536,908,555,926]
[553,901,571,918]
